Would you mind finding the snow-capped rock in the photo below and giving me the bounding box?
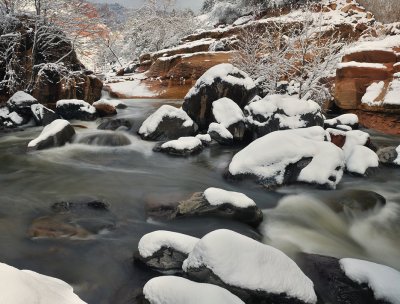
[139,276,245,304]
[27,119,75,151]
[195,133,212,145]
[135,231,199,273]
[212,97,246,141]
[31,104,59,126]
[0,262,86,304]
[183,63,256,130]
[244,95,324,139]
[324,113,359,130]
[154,137,203,156]
[377,146,400,166]
[56,99,97,121]
[207,122,233,145]
[228,127,345,189]
[6,91,38,116]
[93,99,127,109]
[183,229,317,304]
[139,105,197,141]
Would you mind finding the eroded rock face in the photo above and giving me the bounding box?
[182,64,257,130]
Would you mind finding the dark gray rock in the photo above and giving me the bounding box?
[97,118,133,131]
[31,104,59,126]
[77,132,131,147]
[6,91,38,117]
[56,99,98,121]
[377,146,399,166]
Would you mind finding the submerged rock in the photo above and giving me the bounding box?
[28,199,115,240]
[56,99,97,121]
[134,231,199,274]
[182,64,256,130]
[138,105,197,141]
[153,137,203,156]
[97,118,133,131]
[77,132,131,147]
[183,229,317,304]
[27,119,76,151]
[148,188,263,228]
[136,276,245,304]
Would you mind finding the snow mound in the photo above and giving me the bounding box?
[229,127,344,189]
[183,229,317,304]
[345,145,379,175]
[0,262,86,304]
[340,258,400,304]
[212,97,244,128]
[185,63,255,99]
[204,188,256,208]
[362,81,385,105]
[143,276,244,304]
[7,91,37,107]
[196,133,212,143]
[139,105,194,137]
[28,119,72,148]
[138,231,199,258]
[161,137,202,151]
[8,112,24,125]
[325,114,359,127]
[208,122,233,139]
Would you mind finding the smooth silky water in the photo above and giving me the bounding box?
[0,98,399,303]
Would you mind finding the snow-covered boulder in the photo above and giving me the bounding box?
[56,99,97,121]
[6,91,38,116]
[138,105,197,141]
[324,113,359,130]
[137,276,245,304]
[27,119,75,151]
[183,229,317,304]
[153,137,203,156]
[228,127,345,189]
[31,104,59,126]
[0,107,25,129]
[97,118,133,131]
[0,262,86,304]
[244,95,324,139]
[207,122,233,145]
[195,133,212,145]
[298,253,400,304]
[147,188,263,227]
[76,132,131,147]
[182,64,256,130]
[377,146,400,166]
[212,97,246,142]
[134,231,199,273]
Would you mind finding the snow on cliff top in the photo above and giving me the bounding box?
[0,262,86,304]
[138,231,199,258]
[345,35,400,55]
[340,258,400,304]
[204,187,256,208]
[143,276,245,304]
[183,229,317,304]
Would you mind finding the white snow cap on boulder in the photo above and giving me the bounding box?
[143,276,245,304]
[185,63,255,99]
[208,122,233,139]
[7,91,37,107]
[161,137,202,151]
[212,97,244,128]
[340,258,400,304]
[0,262,86,304]
[138,231,199,258]
[183,229,317,304]
[229,127,345,189]
[204,188,256,208]
[138,105,194,137]
[56,99,96,114]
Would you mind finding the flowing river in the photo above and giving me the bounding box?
[0,98,399,303]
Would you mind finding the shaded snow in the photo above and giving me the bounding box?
[325,114,359,126]
[28,119,71,148]
[196,134,212,143]
[0,262,86,304]
[183,229,317,304]
[212,97,244,128]
[143,276,244,304]
[340,258,400,304]
[204,187,256,208]
[7,91,37,106]
[138,231,199,258]
[7,112,23,125]
[208,122,233,139]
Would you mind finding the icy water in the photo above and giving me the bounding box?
[0,98,399,303]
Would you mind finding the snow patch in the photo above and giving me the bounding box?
[212,97,244,128]
[362,81,385,105]
[107,80,154,98]
[204,188,256,208]
[161,137,202,151]
[208,122,233,139]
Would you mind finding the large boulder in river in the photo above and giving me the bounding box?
[182,64,256,130]
[31,104,59,126]
[153,137,203,156]
[135,276,245,304]
[97,118,133,131]
[27,119,75,151]
[6,91,38,117]
[207,123,233,145]
[134,231,199,274]
[147,188,263,227]
[183,229,317,304]
[244,94,324,139]
[376,146,400,166]
[56,99,97,121]
[212,97,247,142]
[76,132,131,147]
[138,105,197,141]
[227,127,345,190]
[297,253,400,304]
